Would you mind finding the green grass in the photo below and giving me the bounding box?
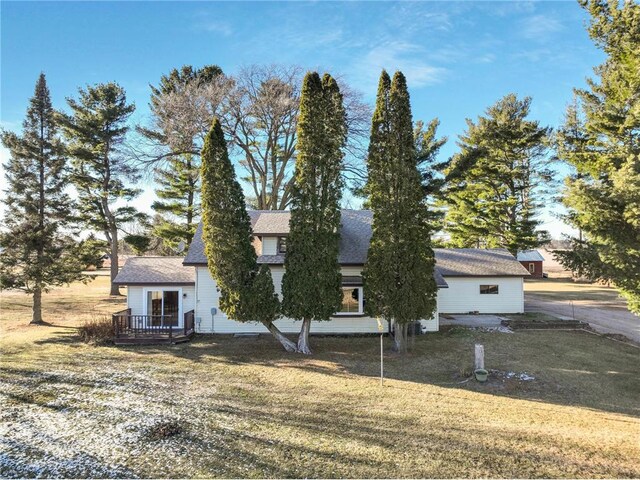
[1,277,640,478]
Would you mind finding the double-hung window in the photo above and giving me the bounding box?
[336,286,364,315]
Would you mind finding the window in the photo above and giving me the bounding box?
[277,236,287,254]
[336,287,363,315]
[143,288,181,327]
[529,263,535,273]
[479,284,499,295]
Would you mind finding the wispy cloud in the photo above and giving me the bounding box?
[520,14,563,40]
[200,20,233,37]
[357,41,447,90]
[191,10,234,37]
[475,53,496,64]
[386,5,452,33]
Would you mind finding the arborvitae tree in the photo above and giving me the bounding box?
[201,118,297,352]
[59,83,143,295]
[443,94,553,255]
[0,74,86,324]
[140,65,224,251]
[556,0,640,313]
[281,72,346,354]
[362,70,438,353]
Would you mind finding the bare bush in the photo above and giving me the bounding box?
[78,316,114,345]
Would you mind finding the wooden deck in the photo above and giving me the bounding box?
[112,309,195,345]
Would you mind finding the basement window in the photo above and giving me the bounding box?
[480,284,499,295]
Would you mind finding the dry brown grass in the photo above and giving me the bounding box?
[1,277,639,478]
[525,277,624,303]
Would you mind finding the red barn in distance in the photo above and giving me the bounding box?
[517,250,545,278]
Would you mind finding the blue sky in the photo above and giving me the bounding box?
[1,1,603,238]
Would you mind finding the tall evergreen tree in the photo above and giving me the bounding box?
[556,0,640,313]
[59,83,143,295]
[281,72,347,354]
[414,118,448,230]
[362,70,438,353]
[443,94,553,255]
[0,74,86,324]
[140,65,224,251]
[201,118,297,352]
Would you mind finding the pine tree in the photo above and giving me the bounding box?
[0,74,86,324]
[59,83,143,295]
[281,72,346,354]
[142,65,224,251]
[443,94,553,255]
[201,118,297,352]
[414,118,448,231]
[556,0,640,313]
[362,70,438,353]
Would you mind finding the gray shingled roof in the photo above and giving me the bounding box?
[113,257,195,285]
[434,249,530,277]
[184,209,373,266]
[517,250,545,262]
[250,210,290,235]
[183,210,528,280]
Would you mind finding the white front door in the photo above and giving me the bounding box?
[143,288,183,328]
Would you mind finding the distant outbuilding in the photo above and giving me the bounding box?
[517,250,545,278]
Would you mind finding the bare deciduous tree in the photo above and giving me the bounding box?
[135,64,371,211]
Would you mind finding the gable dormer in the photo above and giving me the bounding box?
[257,235,287,256]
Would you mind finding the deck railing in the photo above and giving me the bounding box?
[113,308,196,340]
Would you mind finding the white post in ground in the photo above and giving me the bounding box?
[475,344,485,370]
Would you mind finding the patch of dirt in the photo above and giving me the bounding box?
[145,420,183,441]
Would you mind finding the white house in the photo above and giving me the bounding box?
[113,210,529,342]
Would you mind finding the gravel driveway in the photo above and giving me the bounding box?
[525,294,640,343]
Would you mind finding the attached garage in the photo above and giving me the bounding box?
[434,249,529,314]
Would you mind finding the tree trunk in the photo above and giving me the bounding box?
[263,321,298,353]
[297,317,312,355]
[392,321,407,353]
[109,228,120,296]
[31,288,44,324]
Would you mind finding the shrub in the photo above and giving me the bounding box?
[78,316,114,345]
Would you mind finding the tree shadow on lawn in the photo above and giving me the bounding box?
[189,392,640,479]
[121,329,640,419]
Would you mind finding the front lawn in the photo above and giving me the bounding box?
[1,277,639,478]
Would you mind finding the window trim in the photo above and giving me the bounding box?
[335,286,364,316]
[142,286,183,327]
[479,284,499,295]
[528,262,535,273]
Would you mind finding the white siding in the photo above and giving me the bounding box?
[126,285,195,317]
[437,277,524,314]
[194,266,439,334]
[261,237,278,255]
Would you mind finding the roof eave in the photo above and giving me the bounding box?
[114,281,196,286]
